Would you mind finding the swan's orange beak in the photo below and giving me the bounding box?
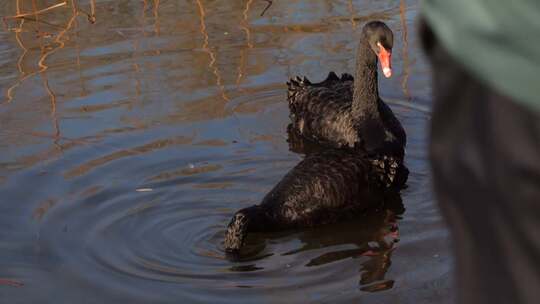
[377,43,392,78]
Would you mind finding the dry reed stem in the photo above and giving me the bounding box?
[195,0,230,102]
[260,0,272,17]
[153,0,160,35]
[88,0,96,23]
[237,0,253,86]
[72,0,96,23]
[399,0,410,100]
[4,0,96,104]
[4,1,67,19]
[347,0,357,29]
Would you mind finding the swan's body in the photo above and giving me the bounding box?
[224,127,409,253]
[224,149,408,253]
[287,73,406,160]
[287,21,406,163]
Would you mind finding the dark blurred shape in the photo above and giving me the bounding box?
[421,4,540,302]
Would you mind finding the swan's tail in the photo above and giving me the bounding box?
[286,72,353,105]
[370,156,409,189]
[286,75,312,106]
[393,163,409,189]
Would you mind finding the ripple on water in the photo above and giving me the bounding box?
[0,1,450,302]
[37,173,404,300]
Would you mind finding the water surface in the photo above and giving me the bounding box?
[0,0,452,303]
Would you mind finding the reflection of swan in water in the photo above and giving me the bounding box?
[224,125,408,254]
[290,192,403,291]
[229,192,405,292]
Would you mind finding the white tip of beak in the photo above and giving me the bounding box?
[383,67,392,78]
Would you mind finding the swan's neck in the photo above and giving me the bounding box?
[352,38,380,119]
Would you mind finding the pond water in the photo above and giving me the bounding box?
[0,0,453,303]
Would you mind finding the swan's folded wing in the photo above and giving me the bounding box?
[286,72,358,147]
[260,151,382,227]
[287,72,353,107]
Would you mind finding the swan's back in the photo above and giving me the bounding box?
[260,149,390,228]
[287,72,358,148]
[287,72,406,160]
[224,144,409,253]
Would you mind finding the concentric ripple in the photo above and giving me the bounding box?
[35,151,404,302]
[22,102,420,304]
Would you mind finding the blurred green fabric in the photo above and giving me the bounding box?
[422,0,540,112]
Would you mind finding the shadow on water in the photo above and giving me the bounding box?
[0,1,452,303]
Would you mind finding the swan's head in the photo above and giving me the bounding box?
[364,21,394,78]
[224,205,268,257]
[224,211,250,253]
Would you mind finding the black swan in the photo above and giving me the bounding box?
[287,21,406,163]
[224,146,408,253]
[223,21,409,254]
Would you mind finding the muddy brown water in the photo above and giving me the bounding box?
[0,0,453,303]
